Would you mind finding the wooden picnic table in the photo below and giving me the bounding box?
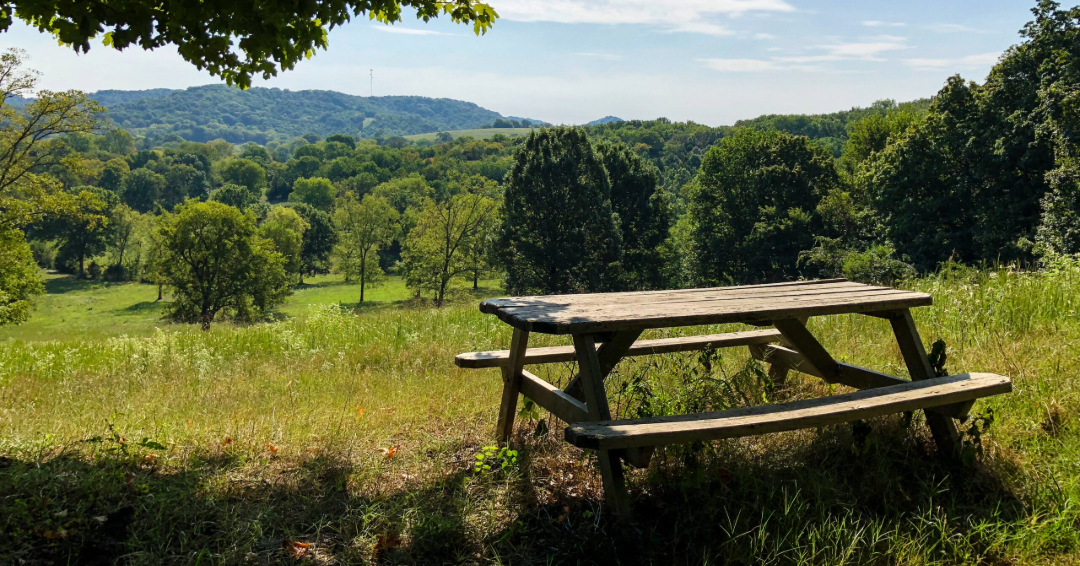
[456,279,1011,516]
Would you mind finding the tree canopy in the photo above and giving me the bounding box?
[8,0,498,87]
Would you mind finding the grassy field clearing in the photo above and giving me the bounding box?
[404,128,536,142]
[0,273,502,342]
[2,265,1080,564]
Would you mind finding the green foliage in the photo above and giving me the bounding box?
[210,183,259,210]
[259,206,309,283]
[289,177,336,211]
[120,168,167,213]
[596,141,671,290]
[218,158,266,193]
[0,228,43,324]
[500,127,623,295]
[156,200,289,329]
[403,191,497,305]
[290,203,336,278]
[473,445,519,475]
[12,0,497,87]
[332,193,399,301]
[101,85,518,144]
[690,129,840,285]
[98,158,129,193]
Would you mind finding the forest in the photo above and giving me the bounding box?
[7,0,1079,330]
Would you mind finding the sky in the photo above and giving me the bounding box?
[1,0,1042,126]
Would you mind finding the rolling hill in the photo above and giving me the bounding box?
[93,85,546,145]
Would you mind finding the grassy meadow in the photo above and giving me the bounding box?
[2,264,1080,564]
[403,128,536,143]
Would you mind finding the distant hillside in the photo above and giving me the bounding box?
[735,98,932,155]
[98,85,544,145]
[586,116,623,126]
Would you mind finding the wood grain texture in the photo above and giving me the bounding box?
[479,280,932,334]
[518,370,589,424]
[495,328,529,442]
[456,329,784,368]
[564,373,1012,450]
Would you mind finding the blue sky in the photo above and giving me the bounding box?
[3,0,1041,125]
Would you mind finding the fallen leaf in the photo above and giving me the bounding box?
[356,406,365,419]
[41,529,68,539]
[92,516,107,523]
[124,471,135,488]
[380,445,398,459]
[53,510,68,518]
[372,533,401,552]
[282,539,311,558]
[186,419,193,426]
[221,436,233,447]
[144,454,157,464]
[267,443,278,455]
[380,407,395,414]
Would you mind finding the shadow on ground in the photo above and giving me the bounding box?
[0,420,1032,565]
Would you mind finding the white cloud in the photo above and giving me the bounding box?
[923,23,990,34]
[772,37,911,63]
[491,0,796,35]
[372,25,455,35]
[902,52,1001,71]
[575,52,622,60]
[697,58,818,72]
[753,33,776,39]
[863,21,905,27]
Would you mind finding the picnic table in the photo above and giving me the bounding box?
[455,279,1011,516]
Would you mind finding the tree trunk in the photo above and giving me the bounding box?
[360,268,366,303]
[201,311,212,331]
[473,269,479,290]
[157,282,163,301]
[79,254,85,278]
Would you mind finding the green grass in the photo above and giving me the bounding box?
[2,264,1080,564]
[0,272,503,342]
[404,128,536,142]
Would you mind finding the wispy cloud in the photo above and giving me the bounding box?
[493,0,796,36]
[923,23,991,34]
[773,36,911,63]
[903,52,1000,71]
[697,58,818,72]
[574,52,622,60]
[372,25,455,36]
[863,21,905,27]
[753,33,776,40]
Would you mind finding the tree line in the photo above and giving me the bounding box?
[2,1,1079,329]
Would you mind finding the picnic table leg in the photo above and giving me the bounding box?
[573,332,632,518]
[889,309,962,458]
[496,328,530,443]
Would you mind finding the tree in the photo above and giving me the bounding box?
[120,168,167,212]
[210,183,259,209]
[289,177,336,210]
[156,200,289,329]
[291,203,336,281]
[499,127,622,295]
[107,203,143,279]
[259,206,309,283]
[48,187,116,277]
[99,158,129,193]
[163,164,209,207]
[405,191,497,305]
[101,129,136,155]
[9,0,497,87]
[596,141,670,290]
[332,193,398,302]
[689,128,840,285]
[0,228,42,324]
[218,158,266,194]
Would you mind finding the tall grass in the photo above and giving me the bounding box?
[2,263,1080,564]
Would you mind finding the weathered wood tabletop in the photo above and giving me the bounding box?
[479,278,932,334]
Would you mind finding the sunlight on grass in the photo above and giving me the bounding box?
[2,265,1079,563]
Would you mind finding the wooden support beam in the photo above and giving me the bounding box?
[888,309,962,457]
[772,318,840,381]
[574,333,631,517]
[495,328,529,443]
[519,370,589,424]
[565,329,643,401]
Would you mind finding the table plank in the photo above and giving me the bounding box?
[480,280,931,334]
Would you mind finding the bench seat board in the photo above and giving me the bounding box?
[564,373,1011,450]
[480,279,932,334]
[456,329,783,369]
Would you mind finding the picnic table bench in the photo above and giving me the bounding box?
[455,279,1012,516]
